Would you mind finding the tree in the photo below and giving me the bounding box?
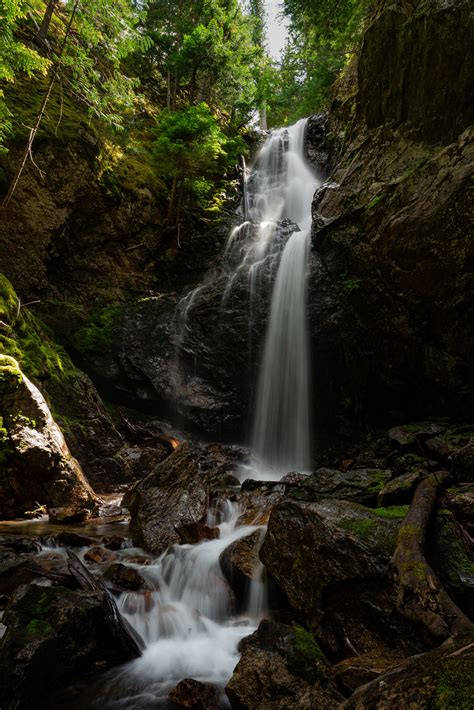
[1,0,152,206]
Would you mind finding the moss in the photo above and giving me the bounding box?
[26,619,54,637]
[340,273,362,293]
[365,192,384,210]
[286,626,326,684]
[367,469,389,494]
[69,304,122,356]
[340,516,376,537]
[434,658,474,709]
[373,505,409,519]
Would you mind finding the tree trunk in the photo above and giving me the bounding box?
[391,470,474,641]
[38,0,58,41]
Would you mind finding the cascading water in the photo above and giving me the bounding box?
[73,501,267,708]
[224,118,320,480]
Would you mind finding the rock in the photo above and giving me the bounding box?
[102,535,127,550]
[0,548,39,596]
[48,505,93,524]
[103,563,145,591]
[448,485,474,520]
[291,467,392,506]
[453,442,474,483]
[260,499,425,658]
[169,678,225,709]
[330,651,404,695]
[342,635,474,709]
[54,531,96,548]
[0,536,41,554]
[220,529,264,604]
[177,522,220,545]
[279,471,308,486]
[377,469,423,507]
[388,423,445,450]
[226,620,342,709]
[428,511,474,620]
[84,546,118,564]
[0,583,138,708]
[125,443,209,553]
[0,355,98,520]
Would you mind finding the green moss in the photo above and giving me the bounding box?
[373,505,409,519]
[286,626,326,684]
[70,305,121,356]
[434,658,474,709]
[365,192,384,210]
[340,273,362,294]
[26,619,54,636]
[340,516,376,537]
[367,469,389,494]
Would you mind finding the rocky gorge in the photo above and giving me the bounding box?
[1,0,473,707]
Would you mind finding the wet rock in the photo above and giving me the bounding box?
[0,536,41,554]
[342,635,474,709]
[226,620,342,709]
[169,678,225,709]
[84,546,118,564]
[54,531,96,548]
[0,355,98,520]
[279,471,307,486]
[377,470,423,507]
[220,529,264,603]
[177,522,220,545]
[260,499,425,657]
[236,481,285,527]
[102,535,127,550]
[388,423,445,450]
[428,511,474,620]
[103,563,145,591]
[0,549,39,596]
[448,485,474,520]
[125,443,208,553]
[453,442,474,483]
[0,583,137,709]
[49,505,93,524]
[291,467,392,506]
[330,651,404,695]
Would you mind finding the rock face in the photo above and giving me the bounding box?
[309,0,474,450]
[291,467,392,506]
[342,635,474,709]
[125,443,209,553]
[0,583,137,709]
[260,499,426,658]
[0,355,98,519]
[226,620,343,709]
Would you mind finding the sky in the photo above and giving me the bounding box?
[264,0,289,59]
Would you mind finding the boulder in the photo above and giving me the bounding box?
[84,546,118,564]
[220,529,265,603]
[226,620,342,709]
[388,423,445,450]
[0,583,137,708]
[330,651,404,695]
[377,470,423,507]
[177,521,220,545]
[169,678,225,709]
[125,443,209,553]
[0,355,98,520]
[103,563,145,591]
[260,499,426,657]
[291,467,392,506]
[342,635,474,709]
[0,548,39,596]
[428,511,474,620]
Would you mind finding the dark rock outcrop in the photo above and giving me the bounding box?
[260,499,426,658]
[291,467,391,506]
[0,583,137,709]
[0,355,98,519]
[226,620,343,709]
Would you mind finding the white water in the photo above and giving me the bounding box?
[101,501,267,706]
[225,118,319,480]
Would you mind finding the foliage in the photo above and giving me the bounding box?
[266,0,372,125]
[152,103,245,223]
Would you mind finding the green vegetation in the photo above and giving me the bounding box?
[287,626,326,683]
[373,505,409,519]
[435,658,474,709]
[340,516,376,537]
[69,305,121,357]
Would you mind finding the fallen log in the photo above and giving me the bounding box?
[391,470,474,641]
[67,549,143,657]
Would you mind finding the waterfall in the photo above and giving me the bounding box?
[225,118,319,480]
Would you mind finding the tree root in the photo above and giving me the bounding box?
[391,470,474,641]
